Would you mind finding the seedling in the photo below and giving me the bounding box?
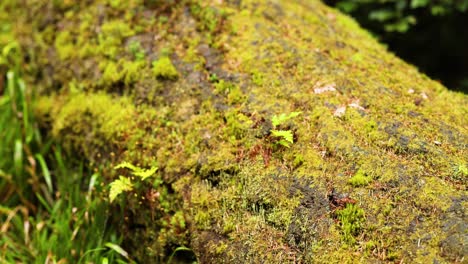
[270,111,301,148]
[109,162,158,202]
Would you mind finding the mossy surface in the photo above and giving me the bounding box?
[2,0,467,262]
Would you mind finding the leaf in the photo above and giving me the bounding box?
[271,112,302,127]
[114,161,141,172]
[114,161,158,180]
[109,176,133,202]
[105,243,129,259]
[410,0,429,8]
[132,166,158,180]
[369,9,395,22]
[271,130,294,147]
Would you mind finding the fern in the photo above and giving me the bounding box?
[114,162,158,180]
[114,161,140,172]
[271,130,294,147]
[109,162,158,202]
[271,112,301,127]
[109,176,133,202]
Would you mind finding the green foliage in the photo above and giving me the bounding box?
[270,112,301,148]
[100,59,146,86]
[348,169,373,187]
[115,161,158,180]
[332,0,468,32]
[190,3,222,33]
[128,40,145,61]
[109,176,134,202]
[271,130,294,148]
[109,162,158,202]
[0,44,126,262]
[336,204,365,244]
[453,163,467,180]
[271,112,301,127]
[152,56,179,80]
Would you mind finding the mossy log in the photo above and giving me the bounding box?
[2,0,467,262]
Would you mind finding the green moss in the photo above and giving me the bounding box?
[101,61,120,84]
[54,31,74,60]
[251,69,264,86]
[224,109,252,141]
[152,57,178,80]
[348,169,372,187]
[453,163,467,180]
[121,59,146,85]
[101,20,134,39]
[8,0,468,262]
[128,40,145,61]
[336,204,365,244]
[98,20,135,59]
[50,92,136,158]
[213,80,246,105]
[190,3,224,33]
[100,59,145,86]
[416,177,454,211]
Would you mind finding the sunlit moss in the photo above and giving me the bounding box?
[152,57,178,80]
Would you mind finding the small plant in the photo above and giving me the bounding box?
[270,130,294,148]
[453,163,467,181]
[271,112,301,127]
[128,40,145,61]
[109,162,158,202]
[209,73,219,83]
[270,112,301,148]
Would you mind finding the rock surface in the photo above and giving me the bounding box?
[2,0,467,262]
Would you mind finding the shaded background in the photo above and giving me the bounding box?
[325,0,468,93]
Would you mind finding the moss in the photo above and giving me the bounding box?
[54,31,74,60]
[101,61,120,85]
[7,0,468,262]
[152,57,178,80]
[50,92,137,159]
[98,20,135,59]
[128,40,146,61]
[336,204,365,245]
[348,169,372,187]
[100,59,145,86]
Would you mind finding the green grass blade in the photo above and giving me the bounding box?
[35,154,53,194]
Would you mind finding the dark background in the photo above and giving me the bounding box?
[325,1,468,93]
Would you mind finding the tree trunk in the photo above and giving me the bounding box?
[4,0,467,262]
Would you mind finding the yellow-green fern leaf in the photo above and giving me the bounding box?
[114,162,157,180]
[271,130,294,147]
[271,112,301,127]
[133,166,158,180]
[109,176,133,202]
[114,161,141,172]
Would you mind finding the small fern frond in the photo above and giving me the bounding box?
[114,161,158,180]
[133,166,158,180]
[271,130,294,147]
[109,176,133,202]
[114,162,141,172]
[271,112,301,127]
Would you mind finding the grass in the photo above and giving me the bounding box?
[0,41,128,263]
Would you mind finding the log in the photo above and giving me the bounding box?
[4,0,467,262]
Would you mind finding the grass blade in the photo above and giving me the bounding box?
[35,154,53,194]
